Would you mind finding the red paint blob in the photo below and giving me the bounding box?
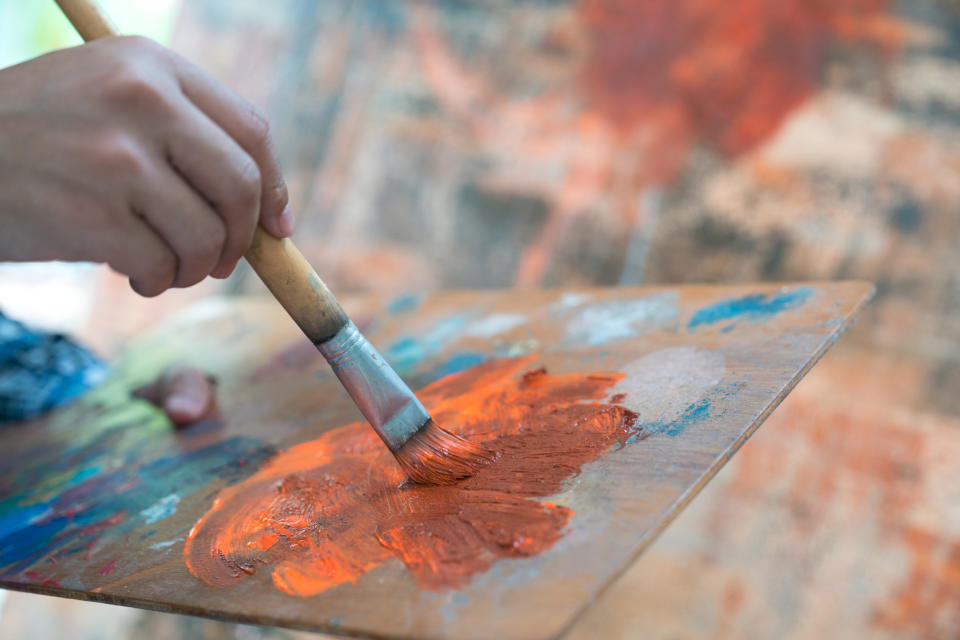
[184,356,638,595]
[24,570,60,588]
[98,558,117,576]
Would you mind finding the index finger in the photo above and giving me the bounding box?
[171,54,294,240]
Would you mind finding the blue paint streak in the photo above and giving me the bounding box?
[631,398,712,441]
[67,465,101,487]
[385,336,423,375]
[386,293,422,314]
[385,313,471,376]
[688,288,813,330]
[0,502,50,539]
[426,352,488,380]
[0,431,274,577]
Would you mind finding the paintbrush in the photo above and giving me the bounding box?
[54,0,493,485]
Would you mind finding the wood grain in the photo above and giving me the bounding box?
[0,282,871,639]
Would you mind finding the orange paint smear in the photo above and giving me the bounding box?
[578,0,902,160]
[184,355,638,595]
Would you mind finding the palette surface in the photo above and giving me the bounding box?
[0,282,871,639]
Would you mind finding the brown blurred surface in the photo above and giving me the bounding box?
[568,341,960,639]
[3,0,959,637]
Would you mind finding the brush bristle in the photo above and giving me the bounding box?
[393,419,495,485]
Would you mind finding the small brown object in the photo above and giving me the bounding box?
[133,367,217,427]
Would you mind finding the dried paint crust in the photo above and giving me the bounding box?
[184,355,639,594]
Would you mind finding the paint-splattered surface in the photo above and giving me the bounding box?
[566,341,960,640]
[0,283,870,639]
[0,0,955,636]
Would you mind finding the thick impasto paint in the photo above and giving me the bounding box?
[184,355,639,594]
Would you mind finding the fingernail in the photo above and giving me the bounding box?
[278,204,295,236]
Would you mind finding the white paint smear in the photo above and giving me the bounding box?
[139,493,180,524]
[464,313,527,337]
[565,292,678,346]
[612,347,726,423]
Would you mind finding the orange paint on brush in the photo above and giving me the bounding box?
[184,356,638,594]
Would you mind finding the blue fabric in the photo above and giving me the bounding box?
[0,311,108,422]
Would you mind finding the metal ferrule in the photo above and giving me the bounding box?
[316,321,428,451]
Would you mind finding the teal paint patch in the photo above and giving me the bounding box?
[629,398,712,442]
[427,352,488,380]
[68,466,102,487]
[385,313,472,376]
[384,336,423,375]
[688,288,813,331]
[386,293,422,314]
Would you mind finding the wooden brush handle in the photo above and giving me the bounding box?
[54,0,116,40]
[245,230,348,343]
[55,0,350,343]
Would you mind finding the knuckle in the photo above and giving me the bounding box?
[91,131,148,177]
[231,159,262,206]
[243,104,271,146]
[116,34,152,49]
[100,63,172,114]
[177,224,225,287]
[270,179,289,207]
[145,248,178,285]
[199,221,227,256]
[114,35,163,57]
[61,191,111,233]
[175,265,206,288]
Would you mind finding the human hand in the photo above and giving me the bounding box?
[0,36,293,296]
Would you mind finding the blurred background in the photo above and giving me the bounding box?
[1,0,959,638]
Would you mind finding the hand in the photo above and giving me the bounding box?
[0,36,293,296]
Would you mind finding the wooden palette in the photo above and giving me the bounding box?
[0,282,871,639]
